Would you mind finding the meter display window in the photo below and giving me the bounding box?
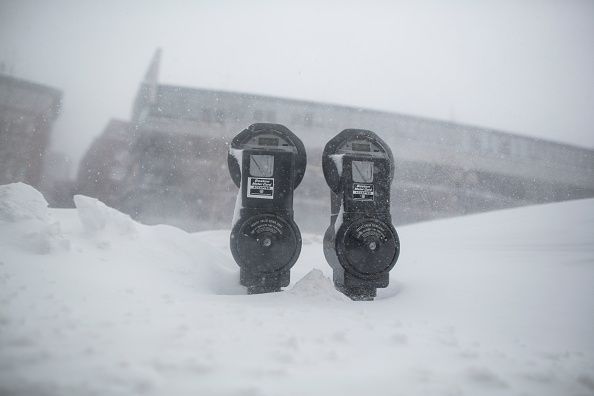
[351,142,371,152]
[258,137,279,147]
[352,160,374,183]
[250,154,274,177]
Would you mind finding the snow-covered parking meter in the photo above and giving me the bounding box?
[322,129,400,300]
[228,123,307,294]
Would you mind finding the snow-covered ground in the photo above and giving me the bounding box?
[1,182,593,396]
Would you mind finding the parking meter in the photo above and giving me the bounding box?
[322,129,400,300]
[228,123,306,294]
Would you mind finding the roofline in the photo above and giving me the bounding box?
[154,83,593,152]
[0,73,62,100]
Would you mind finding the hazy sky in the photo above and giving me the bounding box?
[1,0,593,166]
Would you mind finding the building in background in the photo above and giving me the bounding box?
[0,74,62,188]
[78,119,133,209]
[39,150,75,208]
[78,51,594,231]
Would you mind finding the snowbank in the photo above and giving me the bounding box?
[1,183,592,396]
[0,182,68,254]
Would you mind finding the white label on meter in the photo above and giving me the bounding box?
[247,177,274,199]
[353,183,374,201]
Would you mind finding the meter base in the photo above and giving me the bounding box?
[240,268,289,295]
[247,285,282,294]
[330,264,389,301]
[336,285,377,301]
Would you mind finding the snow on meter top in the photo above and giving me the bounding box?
[322,129,400,301]
[228,123,307,295]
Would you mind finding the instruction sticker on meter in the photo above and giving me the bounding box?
[247,177,274,199]
[353,183,374,201]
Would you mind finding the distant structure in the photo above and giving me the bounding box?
[79,51,594,231]
[0,74,62,188]
[78,119,134,209]
[39,150,75,208]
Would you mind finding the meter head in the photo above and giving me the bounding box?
[322,129,394,194]
[228,123,307,189]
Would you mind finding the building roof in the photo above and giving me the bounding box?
[0,74,62,118]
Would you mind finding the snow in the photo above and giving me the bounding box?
[1,182,593,396]
[329,153,344,177]
[229,147,243,228]
[73,195,137,236]
[285,269,348,303]
[328,154,346,231]
[0,182,69,254]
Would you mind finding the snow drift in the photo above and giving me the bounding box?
[0,182,592,396]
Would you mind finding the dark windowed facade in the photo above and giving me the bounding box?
[77,50,594,231]
[0,74,62,188]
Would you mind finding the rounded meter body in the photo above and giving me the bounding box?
[322,129,400,300]
[228,123,306,294]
